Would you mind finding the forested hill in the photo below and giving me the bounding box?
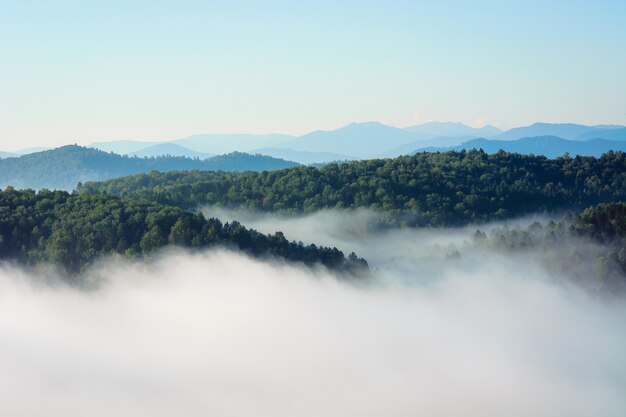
[80,150,626,227]
[0,188,367,274]
[0,145,298,191]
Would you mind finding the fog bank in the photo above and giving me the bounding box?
[200,208,574,278]
[1,241,626,416]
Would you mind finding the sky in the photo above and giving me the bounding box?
[0,0,625,150]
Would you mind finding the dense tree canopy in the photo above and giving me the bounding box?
[81,150,626,226]
[0,187,367,274]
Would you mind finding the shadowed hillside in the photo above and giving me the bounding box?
[0,145,298,190]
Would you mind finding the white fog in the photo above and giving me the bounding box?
[1,210,625,417]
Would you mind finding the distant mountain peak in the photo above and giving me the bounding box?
[280,121,422,158]
[341,121,395,130]
[496,122,611,141]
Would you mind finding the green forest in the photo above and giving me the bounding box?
[81,150,626,227]
[0,187,367,274]
[3,150,626,292]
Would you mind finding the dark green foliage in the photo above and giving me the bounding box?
[0,187,367,274]
[0,145,299,191]
[81,150,626,227]
[575,203,626,242]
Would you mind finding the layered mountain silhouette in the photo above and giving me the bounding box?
[91,133,293,156]
[5,121,625,165]
[414,136,626,158]
[575,127,626,141]
[275,122,422,158]
[495,123,623,141]
[0,145,298,190]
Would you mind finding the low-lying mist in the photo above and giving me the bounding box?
[1,209,626,417]
[201,208,574,280]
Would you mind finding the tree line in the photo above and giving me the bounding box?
[80,150,626,227]
[0,187,367,274]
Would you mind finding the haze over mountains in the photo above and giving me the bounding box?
[0,147,51,159]
[404,121,502,137]
[0,146,298,190]
[126,143,215,159]
[91,133,293,156]
[495,123,625,141]
[2,121,625,166]
[417,136,626,158]
[88,121,626,161]
[576,127,626,141]
[277,122,422,158]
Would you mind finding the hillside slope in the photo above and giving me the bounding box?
[0,188,367,274]
[0,146,298,190]
[80,150,626,227]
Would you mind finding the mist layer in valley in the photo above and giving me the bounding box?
[201,208,610,287]
[1,210,626,417]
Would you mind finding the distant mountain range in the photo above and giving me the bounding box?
[90,133,293,156]
[495,123,624,141]
[89,140,159,154]
[415,136,626,158]
[0,145,298,191]
[273,122,420,159]
[575,127,626,141]
[176,133,294,154]
[3,121,625,163]
[127,143,215,159]
[272,121,626,159]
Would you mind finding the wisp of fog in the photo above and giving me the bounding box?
[1,209,625,417]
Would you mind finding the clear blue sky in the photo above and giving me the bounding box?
[1,0,625,150]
